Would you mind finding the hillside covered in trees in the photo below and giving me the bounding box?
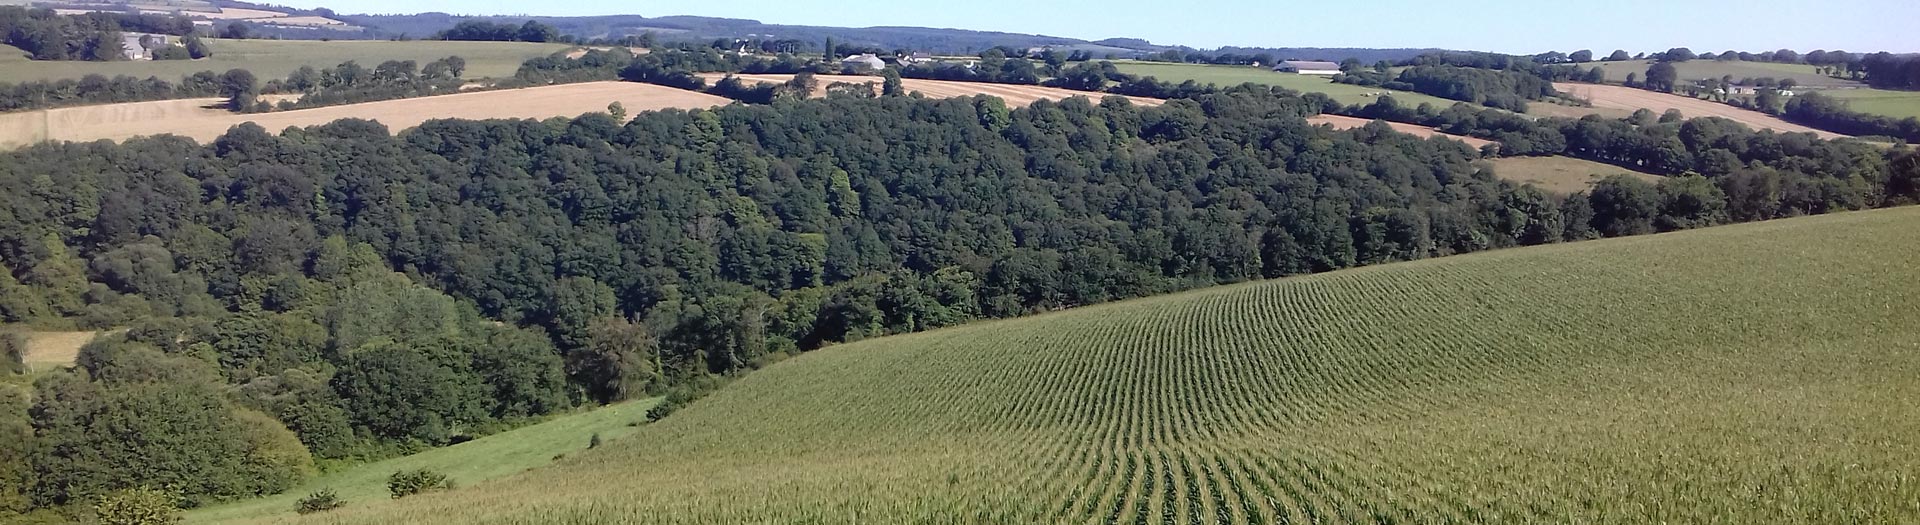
[0,78,1915,522]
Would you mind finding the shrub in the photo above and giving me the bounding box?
[294,489,346,514]
[94,487,179,525]
[387,469,452,499]
[2,332,24,374]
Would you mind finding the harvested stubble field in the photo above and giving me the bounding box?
[699,73,1165,107]
[1305,114,1495,148]
[1555,82,1845,138]
[280,207,1920,524]
[0,82,729,147]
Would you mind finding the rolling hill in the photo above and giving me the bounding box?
[273,206,1920,524]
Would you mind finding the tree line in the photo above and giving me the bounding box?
[253,57,470,112]
[434,19,561,43]
[0,72,225,113]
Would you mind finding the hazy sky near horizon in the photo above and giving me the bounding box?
[276,0,1920,54]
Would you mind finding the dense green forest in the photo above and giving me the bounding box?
[0,68,1916,522]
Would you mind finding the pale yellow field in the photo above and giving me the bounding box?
[7,330,99,371]
[0,82,730,147]
[200,7,291,19]
[1306,114,1496,148]
[701,73,1165,107]
[1556,82,1844,139]
[1488,156,1664,194]
[258,16,346,27]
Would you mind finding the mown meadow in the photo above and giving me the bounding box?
[278,207,1920,524]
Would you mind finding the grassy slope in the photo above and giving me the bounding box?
[186,398,662,525]
[1110,61,1463,108]
[0,39,570,83]
[1826,88,1920,120]
[1487,156,1663,194]
[286,207,1920,524]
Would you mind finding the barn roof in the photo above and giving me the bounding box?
[1281,61,1342,70]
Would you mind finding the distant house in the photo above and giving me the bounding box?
[1273,60,1342,75]
[841,53,886,72]
[905,51,935,64]
[118,33,174,61]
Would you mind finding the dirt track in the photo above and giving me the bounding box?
[0,82,730,147]
[701,74,1165,107]
[1554,83,1844,139]
[1306,115,1496,148]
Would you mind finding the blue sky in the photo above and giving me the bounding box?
[278,0,1920,54]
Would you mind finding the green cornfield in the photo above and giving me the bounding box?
[277,207,1920,524]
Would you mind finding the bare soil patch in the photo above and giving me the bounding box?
[1306,114,1496,148]
[1555,83,1844,139]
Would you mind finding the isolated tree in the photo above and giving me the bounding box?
[1778,78,1797,90]
[1774,49,1800,63]
[881,67,904,96]
[220,23,251,40]
[1607,49,1632,61]
[1662,47,1696,62]
[1645,62,1678,92]
[219,69,257,111]
[636,31,658,49]
[1624,72,1640,88]
[1570,49,1594,63]
[1582,66,1606,83]
[182,35,211,59]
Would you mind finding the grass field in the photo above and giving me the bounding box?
[1587,59,1861,89]
[186,398,663,525]
[1110,61,1464,108]
[0,39,570,83]
[1487,156,1663,194]
[272,206,1920,524]
[1826,88,1920,120]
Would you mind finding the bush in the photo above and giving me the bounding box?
[2,332,24,374]
[294,489,346,514]
[94,487,179,525]
[387,469,452,499]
